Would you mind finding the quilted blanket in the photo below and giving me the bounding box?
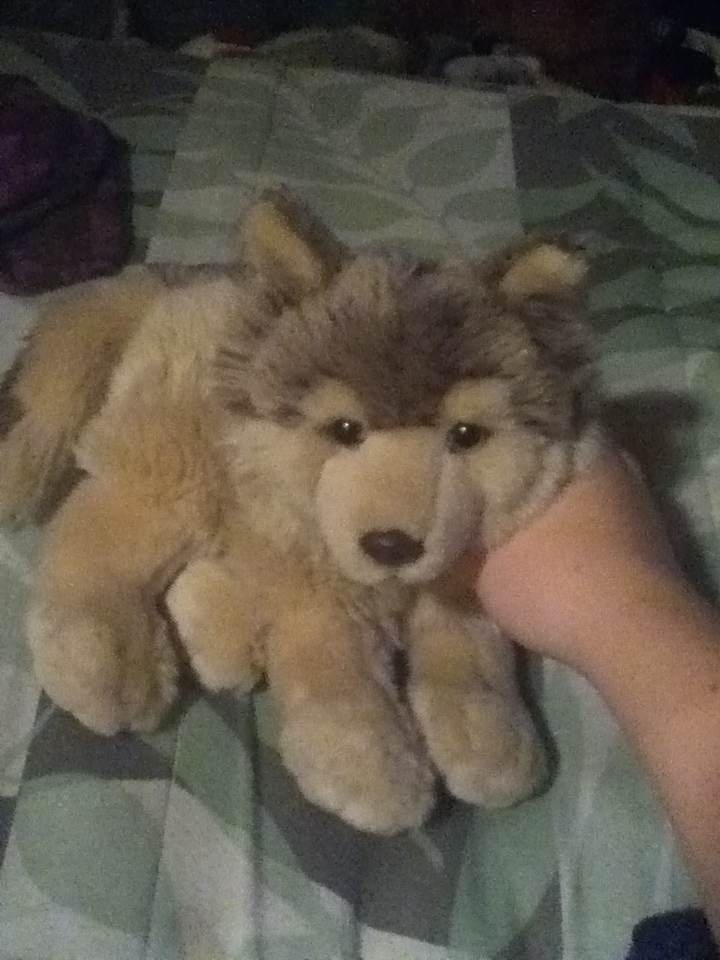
[1,30,719,960]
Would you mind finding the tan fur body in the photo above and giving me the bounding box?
[0,192,603,833]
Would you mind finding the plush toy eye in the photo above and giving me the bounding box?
[447,422,490,452]
[325,417,365,447]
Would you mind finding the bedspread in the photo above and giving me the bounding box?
[1,31,719,960]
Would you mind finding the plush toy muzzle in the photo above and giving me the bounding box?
[317,426,480,585]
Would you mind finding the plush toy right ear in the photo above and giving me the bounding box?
[243,189,346,302]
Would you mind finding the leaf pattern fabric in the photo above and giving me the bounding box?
[1,33,719,960]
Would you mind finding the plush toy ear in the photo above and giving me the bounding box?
[486,237,587,302]
[243,188,346,302]
[483,237,594,406]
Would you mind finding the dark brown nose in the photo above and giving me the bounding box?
[359,529,424,567]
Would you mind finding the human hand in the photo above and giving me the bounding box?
[460,451,681,672]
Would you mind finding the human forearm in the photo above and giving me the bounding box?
[579,570,720,730]
[473,452,720,933]
[646,700,720,937]
[580,571,720,938]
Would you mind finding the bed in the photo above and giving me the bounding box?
[1,29,719,960]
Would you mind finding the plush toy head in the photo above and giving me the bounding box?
[218,190,594,586]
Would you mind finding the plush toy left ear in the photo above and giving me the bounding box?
[243,188,346,302]
[485,237,587,302]
[482,236,594,408]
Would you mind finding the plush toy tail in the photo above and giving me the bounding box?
[0,266,164,523]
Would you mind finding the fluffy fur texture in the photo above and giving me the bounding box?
[0,191,603,833]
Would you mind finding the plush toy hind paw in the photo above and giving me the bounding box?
[281,699,436,834]
[410,681,547,808]
[28,600,178,736]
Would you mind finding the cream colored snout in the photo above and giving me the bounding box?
[317,428,480,585]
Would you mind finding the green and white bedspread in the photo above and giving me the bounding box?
[1,31,719,960]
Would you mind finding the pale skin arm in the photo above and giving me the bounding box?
[460,453,720,938]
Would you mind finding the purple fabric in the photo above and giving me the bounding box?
[0,74,132,294]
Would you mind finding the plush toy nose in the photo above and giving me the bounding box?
[359,529,425,567]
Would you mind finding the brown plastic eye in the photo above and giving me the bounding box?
[447,422,490,452]
[325,418,365,447]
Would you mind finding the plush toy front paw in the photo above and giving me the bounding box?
[410,681,547,808]
[166,559,263,694]
[280,699,436,834]
[28,601,178,736]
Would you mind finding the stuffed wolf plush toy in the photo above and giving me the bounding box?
[0,191,601,834]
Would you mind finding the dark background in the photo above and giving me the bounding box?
[0,1,718,101]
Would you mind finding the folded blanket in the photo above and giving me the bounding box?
[0,75,132,294]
